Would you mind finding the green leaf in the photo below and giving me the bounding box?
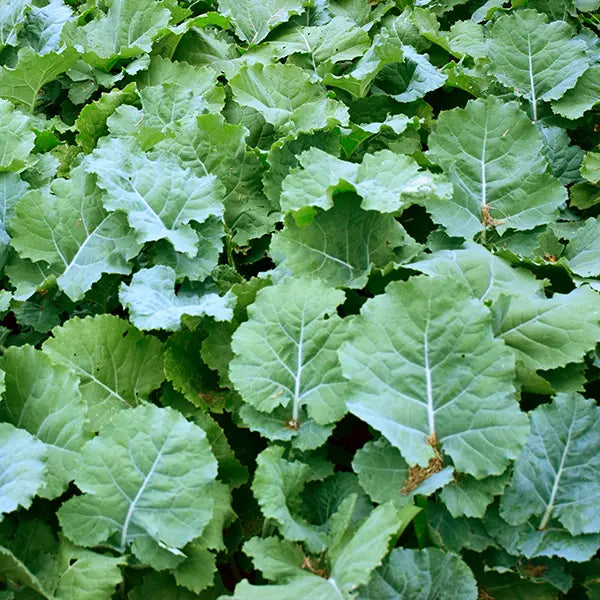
[563,217,600,277]
[540,126,585,186]
[582,149,600,185]
[58,403,218,558]
[19,0,73,55]
[42,314,164,427]
[0,422,46,516]
[0,47,78,112]
[230,63,349,139]
[493,286,600,372]
[230,278,347,432]
[0,98,34,171]
[281,147,451,214]
[0,546,50,600]
[120,266,234,331]
[271,195,409,288]
[339,275,529,477]
[171,543,217,594]
[501,394,600,535]
[156,113,278,243]
[357,547,478,600]
[0,0,30,50]
[62,0,172,63]
[552,65,600,119]
[488,10,589,121]
[409,244,545,302]
[427,97,567,238]
[0,345,88,500]
[85,138,224,256]
[10,164,142,301]
[218,0,309,45]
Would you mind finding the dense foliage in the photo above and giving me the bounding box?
[1,0,600,598]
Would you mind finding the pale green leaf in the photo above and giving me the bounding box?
[172,543,217,594]
[58,404,218,558]
[494,286,600,371]
[230,63,349,138]
[281,147,451,214]
[10,164,142,301]
[357,547,478,600]
[0,47,78,112]
[230,278,347,431]
[489,10,589,121]
[552,65,600,120]
[501,394,600,535]
[0,98,34,172]
[582,150,600,185]
[563,217,600,277]
[86,138,224,256]
[20,0,72,55]
[427,97,567,238]
[540,126,585,186]
[42,314,164,427]
[120,266,234,331]
[218,0,308,45]
[271,195,409,288]
[339,275,529,477]
[0,422,46,516]
[0,0,30,49]
[0,346,88,500]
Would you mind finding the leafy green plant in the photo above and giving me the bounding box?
[1,0,600,598]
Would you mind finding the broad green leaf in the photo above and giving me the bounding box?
[218,0,308,45]
[226,574,350,600]
[157,113,278,243]
[120,266,233,331]
[488,10,589,121]
[409,244,544,302]
[62,0,171,63]
[19,0,72,55]
[0,346,88,500]
[0,47,78,112]
[0,98,34,172]
[58,404,218,558]
[427,97,567,238]
[230,278,347,432]
[86,138,223,256]
[339,275,529,477]
[42,314,164,427]
[252,17,370,66]
[271,195,410,288]
[0,422,46,516]
[281,147,451,213]
[552,65,600,119]
[171,543,217,594]
[0,171,28,251]
[10,164,142,301]
[563,218,600,277]
[242,536,304,581]
[0,0,30,49]
[501,394,600,535]
[230,63,349,138]
[357,547,478,600]
[494,286,600,371]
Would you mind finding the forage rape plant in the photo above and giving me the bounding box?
[0,0,600,598]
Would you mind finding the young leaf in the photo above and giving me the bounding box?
[427,97,567,238]
[58,404,218,558]
[489,10,589,121]
[501,394,600,535]
[0,346,88,500]
[339,275,529,478]
[0,422,46,516]
[357,547,478,600]
[120,266,233,331]
[230,278,347,432]
[42,314,164,427]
